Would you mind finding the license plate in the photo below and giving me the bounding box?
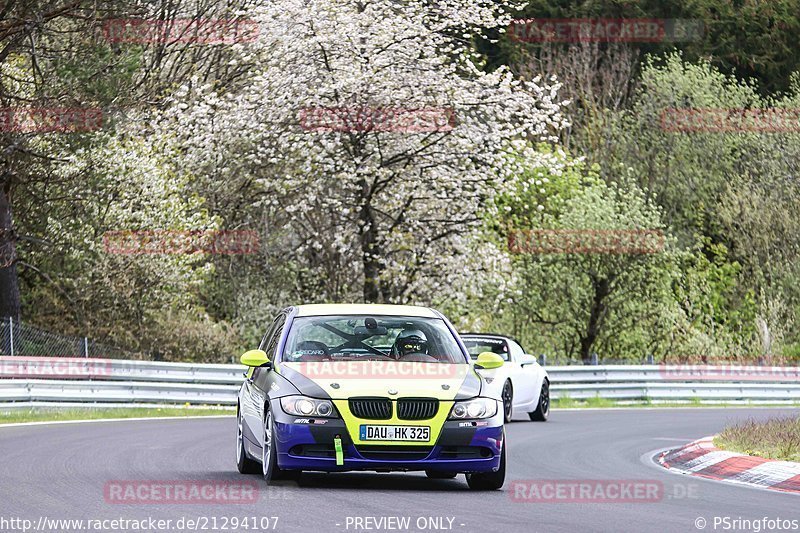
[359,425,430,442]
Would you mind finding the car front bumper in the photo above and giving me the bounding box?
[271,404,503,473]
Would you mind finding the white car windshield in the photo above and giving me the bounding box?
[462,336,510,361]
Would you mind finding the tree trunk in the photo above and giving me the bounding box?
[358,199,381,303]
[0,181,20,320]
[580,277,609,364]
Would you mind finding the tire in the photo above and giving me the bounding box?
[236,408,261,474]
[501,380,513,423]
[466,431,506,490]
[425,470,458,479]
[262,407,299,483]
[528,379,550,422]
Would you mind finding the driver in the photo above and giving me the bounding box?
[393,329,430,358]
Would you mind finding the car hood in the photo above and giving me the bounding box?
[278,361,482,400]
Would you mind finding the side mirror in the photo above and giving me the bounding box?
[474,352,504,370]
[241,349,271,368]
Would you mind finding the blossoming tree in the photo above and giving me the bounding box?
[165,0,568,303]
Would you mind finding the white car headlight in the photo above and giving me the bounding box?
[280,396,337,418]
[448,398,498,420]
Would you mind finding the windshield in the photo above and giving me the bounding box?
[282,315,467,364]
[462,336,510,361]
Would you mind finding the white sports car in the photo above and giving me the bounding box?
[461,333,550,423]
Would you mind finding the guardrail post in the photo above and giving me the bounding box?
[646,353,654,364]
[83,337,89,358]
[9,316,14,356]
[539,354,547,366]
[591,352,598,365]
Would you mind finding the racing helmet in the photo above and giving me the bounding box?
[394,329,429,356]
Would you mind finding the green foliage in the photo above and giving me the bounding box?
[782,343,800,363]
[478,149,683,362]
[484,0,800,93]
[18,133,234,361]
[493,145,603,226]
[463,129,776,363]
[586,54,800,359]
[670,240,759,360]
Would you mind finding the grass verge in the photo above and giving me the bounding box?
[553,396,617,408]
[551,398,800,409]
[715,416,800,462]
[0,407,234,424]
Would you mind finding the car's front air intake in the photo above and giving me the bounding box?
[349,397,392,419]
[397,398,438,420]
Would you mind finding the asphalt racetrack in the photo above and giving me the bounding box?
[1,408,798,533]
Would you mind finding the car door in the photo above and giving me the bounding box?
[508,339,538,407]
[242,313,285,453]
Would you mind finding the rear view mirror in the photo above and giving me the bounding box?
[354,325,388,337]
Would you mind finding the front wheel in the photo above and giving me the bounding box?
[236,409,260,474]
[466,432,506,490]
[528,380,550,422]
[262,408,299,483]
[502,380,513,423]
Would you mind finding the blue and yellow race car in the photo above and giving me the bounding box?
[236,304,507,490]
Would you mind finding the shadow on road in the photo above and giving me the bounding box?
[297,472,473,491]
[189,470,475,491]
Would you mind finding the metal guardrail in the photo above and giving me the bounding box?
[0,356,243,384]
[0,379,237,405]
[554,382,800,401]
[1,358,799,407]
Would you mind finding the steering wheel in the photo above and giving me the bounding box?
[396,353,438,363]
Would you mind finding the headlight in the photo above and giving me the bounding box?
[448,398,498,420]
[280,396,337,418]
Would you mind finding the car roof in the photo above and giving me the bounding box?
[295,304,439,318]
